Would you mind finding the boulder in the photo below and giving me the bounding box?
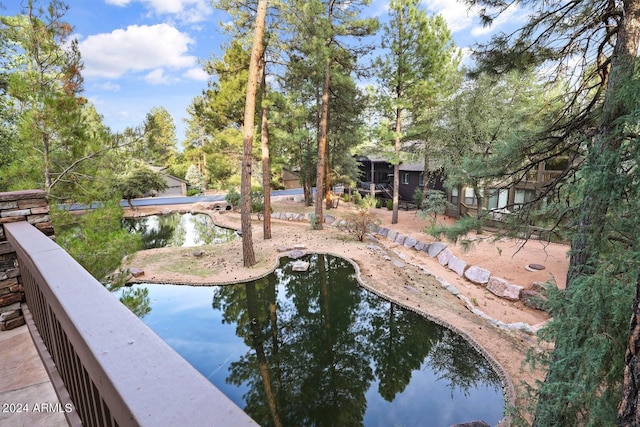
[387,229,399,242]
[464,266,491,285]
[128,268,145,278]
[192,250,205,258]
[448,255,467,277]
[324,214,336,224]
[531,281,556,296]
[403,237,418,248]
[392,259,405,268]
[394,234,406,245]
[377,227,389,237]
[277,246,293,253]
[487,277,523,301]
[414,241,428,252]
[291,260,310,272]
[437,248,453,266]
[288,249,305,259]
[428,242,446,258]
[522,289,547,310]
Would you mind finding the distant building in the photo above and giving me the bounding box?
[446,158,571,218]
[282,168,301,189]
[149,166,188,197]
[355,155,445,202]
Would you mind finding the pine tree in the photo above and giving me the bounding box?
[373,0,460,224]
[460,0,640,424]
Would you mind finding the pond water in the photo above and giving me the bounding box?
[123,254,504,426]
[122,212,236,249]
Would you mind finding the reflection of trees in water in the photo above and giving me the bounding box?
[367,298,442,401]
[211,255,502,426]
[427,328,501,396]
[119,287,151,318]
[123,213,235,248]
[122,215,177,249]
[189,214,236,245]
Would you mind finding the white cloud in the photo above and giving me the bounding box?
[422,0,477,33]
[423,0,526,37]
[144,68,174,84]
[95,82,121,91]
[183,67,208,81]
[106,0,213,23]
[79,24,196,78]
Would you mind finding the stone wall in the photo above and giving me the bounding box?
[0,190,54,331]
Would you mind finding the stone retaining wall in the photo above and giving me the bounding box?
[0,190,54,331]
[272,211,548,316]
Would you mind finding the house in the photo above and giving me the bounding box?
[446,158,568,218]
[149,166,188,197]
[355,155,445,202]
[282,167,302,189]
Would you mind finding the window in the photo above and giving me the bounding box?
[488,189,509,210]
[514,189,536,208]
[464,187,477,205]
[401,173,409,185]
[418,173,424,187]
[450,187,459,204]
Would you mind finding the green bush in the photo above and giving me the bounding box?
[186,189,200,197]
[386,199,393,210]
[353,191,362,205]
[225,188,240,210]
[375,198,383,208]
[343,193,350,202]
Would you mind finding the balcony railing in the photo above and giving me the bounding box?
[6,221,257,427]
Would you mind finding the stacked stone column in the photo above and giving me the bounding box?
[0,190,54,330]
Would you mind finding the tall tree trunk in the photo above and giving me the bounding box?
[239,0,268,267]
[619,269,640,427]
[325,152,331,209]
[391,106,401,224]
[315,54,331,229]
[260,64,271,240]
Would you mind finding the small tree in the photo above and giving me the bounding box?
[417,189,451,227]
[116,167,168,209]
[343,196,381,241]
[185,164,205,194]
[413,188,425,210]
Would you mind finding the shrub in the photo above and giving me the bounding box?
[413,188,425,210]
[343,206,381,241]
[225,188,240,210]
[375,198,383,209]
[309,213,322,230]
[352,191,362,205]
[417,189,452,227]
[361,195,377,210]
[186,189,200,197]
[386,199,393,210]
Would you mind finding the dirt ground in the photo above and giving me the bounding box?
[122,197,570,422]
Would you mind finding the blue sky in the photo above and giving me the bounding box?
[3,0,526,145]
